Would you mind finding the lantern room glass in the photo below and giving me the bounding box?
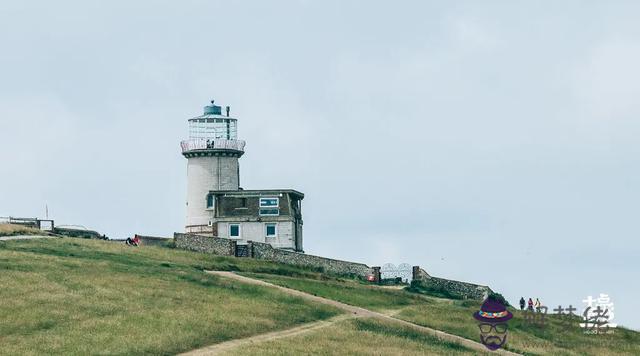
[188,118,238,140]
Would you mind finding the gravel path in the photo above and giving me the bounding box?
[179,271,521,356]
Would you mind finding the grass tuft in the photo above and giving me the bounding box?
[353,318,471,351]
[0,223,43,236]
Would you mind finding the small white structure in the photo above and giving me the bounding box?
[181,101,303,251]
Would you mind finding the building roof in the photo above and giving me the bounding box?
[189,114,237,121]
[209,189,304,199]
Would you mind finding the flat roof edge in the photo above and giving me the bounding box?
[210,189,305,198]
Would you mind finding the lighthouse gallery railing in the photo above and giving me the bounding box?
[180,139,246,153]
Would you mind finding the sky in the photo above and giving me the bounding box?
[1,1,639,330]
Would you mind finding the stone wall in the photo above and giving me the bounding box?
[137,235,171,247]
[174,233,236,256]
[412,266,431,280]
[249,241,372,277]
[173,233,373,277]
[171,234,487,294]
[412,266,491,300]
[171,233,491,300]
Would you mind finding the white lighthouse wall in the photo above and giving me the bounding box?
[217,221,295,249]
[185,156,239,228]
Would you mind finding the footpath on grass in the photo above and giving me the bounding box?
[0,235,56,241]
[181,314,353,356]
[180,271,521,356]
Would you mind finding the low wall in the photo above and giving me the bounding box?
[413,267,491,300]
[412,266,431,280]
[137,235,171,247]
[172,233,373,278]
[174,233,235,256]
[250,241,372,277]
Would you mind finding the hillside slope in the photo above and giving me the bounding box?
[0,238,340,355]
[1,238,638,355]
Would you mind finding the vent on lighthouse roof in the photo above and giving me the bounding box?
[204,100,222,115]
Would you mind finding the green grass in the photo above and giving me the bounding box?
[224,318,483,356]
[242,272,428,312]
[2,237,638,355]
[0,238,342,355]
[241,272,640,355]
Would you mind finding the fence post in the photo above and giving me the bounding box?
[412,266,420,281]
[247,241,254,258]
[230,240,237,256]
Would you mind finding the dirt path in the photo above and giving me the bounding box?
[0,235,56,241]
[180,314,353,356]
[180,271,521,356]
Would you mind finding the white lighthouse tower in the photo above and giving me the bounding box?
[180,100,246,234]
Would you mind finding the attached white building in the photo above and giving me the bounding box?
[208,189,304,252]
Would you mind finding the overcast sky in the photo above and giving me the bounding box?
[1,1,639,330]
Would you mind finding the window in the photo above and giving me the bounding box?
[206,194,214,209]
[260,198,279,207]
[229,224,240,238]
[260,208,279,216]
[259,197,279,216]
[234,197,248,210]
[265,223,277,237]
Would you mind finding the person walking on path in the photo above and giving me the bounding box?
[519,297,525,311]
[527,298,534,311]
[534,298,541,312]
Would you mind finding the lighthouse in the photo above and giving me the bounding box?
[181,100,246,234]
[180,100,304,251]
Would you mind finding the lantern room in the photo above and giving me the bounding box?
[188,100,238,140]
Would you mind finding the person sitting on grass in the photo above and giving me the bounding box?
[126,235,140,246]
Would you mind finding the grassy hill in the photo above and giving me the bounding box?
[0,237,638,355]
